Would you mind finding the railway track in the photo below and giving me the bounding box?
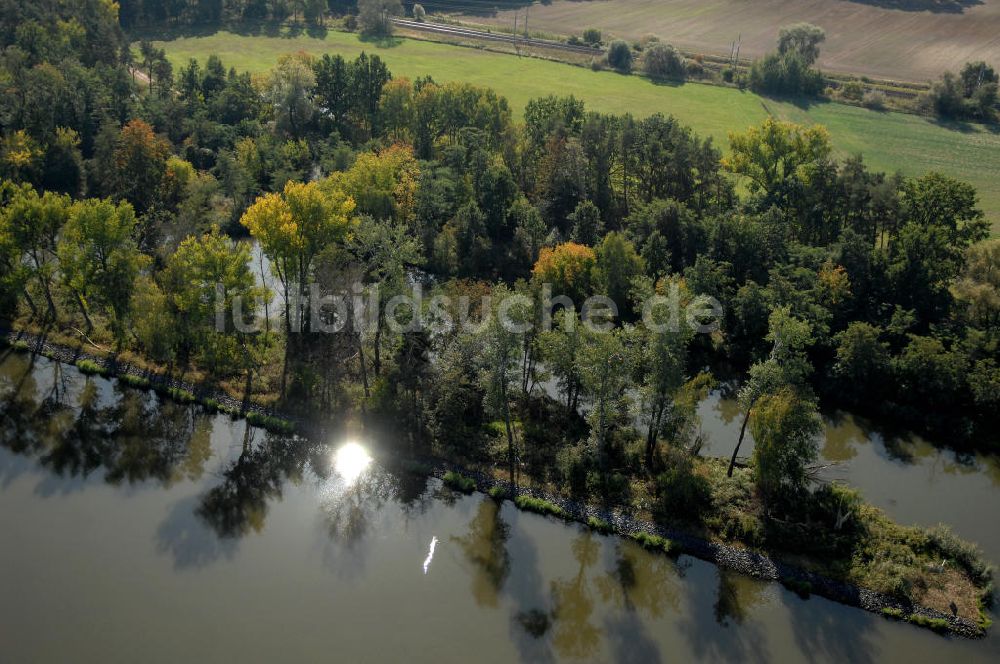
[391,18,603,56]
[391,18,920,99]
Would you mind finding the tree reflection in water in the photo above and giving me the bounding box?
[713,568,767,627]
[597,540,685,618]
[319,468,393,547]
[549,531,602,658]
[198,422,327,539]
[0,354,212,488]
[452,498,511,607]
[507,530,693,660]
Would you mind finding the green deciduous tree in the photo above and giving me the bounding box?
[593,231,644,317]
[262,53,317,139]
[630,276,698,466]
[578,326,631,468]
[643,42,685,81]
[58,198,149,346]
[163,226,269,377]
[727,306,814,477]
[478,282,529,484]
[725,119,832,207]
[2,183,70,318]
[358,0,402,36]
[777,23,826,66]
[750,387,822,503]
[831,322,889,403]
[539,308,586,413]
[350,215,423,377]
[607,40,633,73]
[568,200,603,246]
[952,239,1000,331]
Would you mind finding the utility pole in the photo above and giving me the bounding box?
[514,13,520,57]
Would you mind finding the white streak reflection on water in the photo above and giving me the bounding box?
[423,536,438,574]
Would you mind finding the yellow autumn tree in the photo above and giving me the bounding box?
[532,242,597,304]
[240,180,355,334]
[324,143,419,224]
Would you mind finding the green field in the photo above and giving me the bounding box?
[153,29,1000,230]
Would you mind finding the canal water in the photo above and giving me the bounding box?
[1,351,998,662]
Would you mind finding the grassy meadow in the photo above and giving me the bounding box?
[153,29,1000,231]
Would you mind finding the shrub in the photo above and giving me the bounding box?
[749,51,824,96]
[555,443,592,497]
[925,525,993,585]
[246,411,295,434]
[841,80,864,101]
[607,40,633,73]
[412,3,425,21]
[862,90,887,110]
[685,60,705,79]
[76,359,107,376]
[643,42,685,81]
[655,449,712,521]
[514,495,567,519]
[488,486,507,501]
[925,72,966,118]
[631,531,675,554]
[120,373,151,389]
[909,614,950,633]
[443,471,477,494]
[482,420,506,438]
[344,14,358,31]
[582,28,601,46]
[781,577,812,598]
[716,510,765,547]
[925,62,998,121]
[587,516,614,534]
[881,607,904,619]
[165,386,196,403]
[12,339,30,352]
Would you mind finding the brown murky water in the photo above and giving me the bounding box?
[1,352,998,662]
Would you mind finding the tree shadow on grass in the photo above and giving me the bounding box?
[358,33,404,49]
[844,0,982,13]
[929,116,981,134]
[431,0,533,17]
[129,19,327,44]
[758,92,824,112]
[928,115,1000,135]
[647,76,687,90]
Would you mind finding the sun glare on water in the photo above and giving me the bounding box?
[333,442,372,486]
